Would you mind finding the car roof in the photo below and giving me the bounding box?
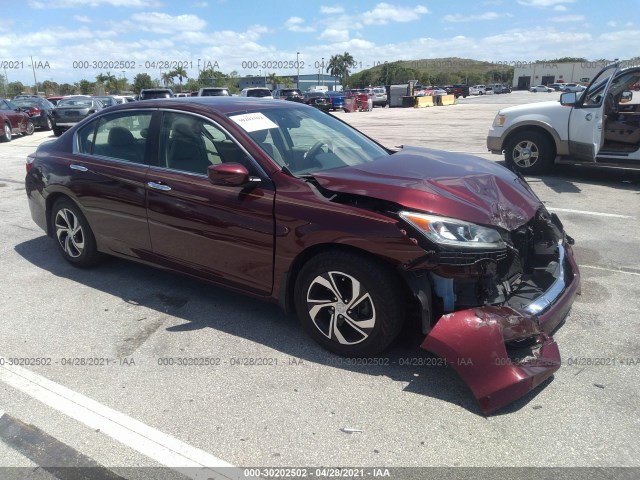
[93,96,300,115]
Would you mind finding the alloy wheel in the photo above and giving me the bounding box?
[512,140,539,169]
[305,271,376,345]
[54,208,85,258]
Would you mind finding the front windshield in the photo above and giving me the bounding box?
[228,106,389,175]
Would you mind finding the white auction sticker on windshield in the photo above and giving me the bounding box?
[230,112,278,132]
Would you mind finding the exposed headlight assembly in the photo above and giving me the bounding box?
[400,212,506,249]
[493,113,506,127]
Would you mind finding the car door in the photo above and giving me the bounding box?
[70,109,155,257]
[146,111,275,295]
[0,99,25,132]
[567,64,619,162]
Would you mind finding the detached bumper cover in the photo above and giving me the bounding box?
[421,240,580,414]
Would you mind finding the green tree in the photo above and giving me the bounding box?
[267,72,281,89]
[132,73,154,93]
[326,52,357,87]
[161,71,175,88]
[7,81,25,97]
[171,67,188,92]
[78,79,93,95]
[59,83,76,95]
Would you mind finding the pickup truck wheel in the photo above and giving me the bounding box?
[505,131,554,174]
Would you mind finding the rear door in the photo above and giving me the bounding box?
[0,100,26,132]
[568,63,618,162]
[69,109,155,257]
[145,111,275,295]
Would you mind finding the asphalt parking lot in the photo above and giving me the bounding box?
[1,91,639,480]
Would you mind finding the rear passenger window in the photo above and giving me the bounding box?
[77,112,152,164]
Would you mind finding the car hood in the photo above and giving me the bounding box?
[312,146,542,231]
[499,99,568,118]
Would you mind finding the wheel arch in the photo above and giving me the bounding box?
[502,123,560,159]
[44,192,82,237]
[278,243,411,315]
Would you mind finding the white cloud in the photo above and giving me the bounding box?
[362,3,429,25]
[553,5,567,10]
[285,17,315,33]
[193,1,208,6]
[551,15,585,22]
[73,15,91,22]
[128,12,207,34]
[318,28,350,42]
[320,5,344,14]
[29,0,161,7]
[443,12,513,22]
[607,20,617,27]
[517,0,574,6]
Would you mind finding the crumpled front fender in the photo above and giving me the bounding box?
[421,306,560,414]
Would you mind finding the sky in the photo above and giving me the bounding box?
[1,0,639,86]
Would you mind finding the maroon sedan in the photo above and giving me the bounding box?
[25,97,580,414]
[1,98,35,141]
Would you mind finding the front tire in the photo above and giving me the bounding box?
[51,198,101,267]
[504,131,554,174]
[294,251,405,356]
[53,127,63,137]
[44,116,53,131]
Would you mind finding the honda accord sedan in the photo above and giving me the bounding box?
[25,97,580,413]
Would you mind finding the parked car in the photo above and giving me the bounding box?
[560,83,586,93]
[47,96,63,106]
[488,62,640,173]
[302,91,331,111]
[93,96,119,108]
[324,90,346,111]
[12,97,55,130]
[139,88,174,100]
[529,85,555,93]
[452,84,470,98]
[0,99,35,141]
[198,88,230,97]
[371,87,388,107]
[25,97,580,414]
[272,89,303,100]
[548,83,564,91]
[239,88,273,98]
[51,96,103,136]
[470,85,486,95]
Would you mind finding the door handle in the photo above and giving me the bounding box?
[70,164,88,172]
[147,181,172,191]
[585,113,593,121]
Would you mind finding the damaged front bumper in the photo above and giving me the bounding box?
[420,239,581,414]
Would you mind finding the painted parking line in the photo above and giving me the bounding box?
[0,358,244,480]
[0,410,126,480]
[580,265,640,276]
[547,207,634,219]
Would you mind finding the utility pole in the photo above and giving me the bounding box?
[30,56,39,94]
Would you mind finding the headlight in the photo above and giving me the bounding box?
[493,113,505,127]
[399,212,505,249]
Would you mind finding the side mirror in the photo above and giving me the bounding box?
[208,163,258,187]
[560,92,577,106]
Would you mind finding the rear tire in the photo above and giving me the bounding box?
[51,198,101,267]
[294,251,405,357]
[504,131,554,174]
[24,121,35,135]
[1,122,11,143]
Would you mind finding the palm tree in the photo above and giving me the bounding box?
[326,52,357,87]
[161,71,175,88]
[172,67,187,92]
[267,72,280,90]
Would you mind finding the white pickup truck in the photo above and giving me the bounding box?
[487,62,640,173]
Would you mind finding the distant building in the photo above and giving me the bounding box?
[237,74,340,91]
[512,60,617,89]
